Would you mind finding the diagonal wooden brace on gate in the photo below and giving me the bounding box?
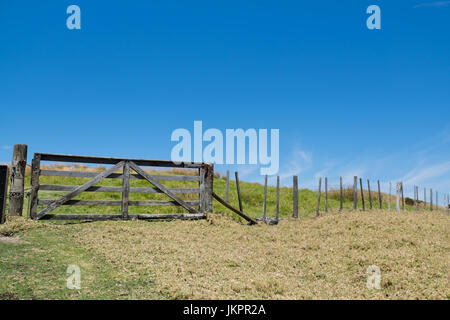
[129,161,198,214]
[35,161,125,219]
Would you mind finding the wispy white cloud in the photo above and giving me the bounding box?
[414,1,450,8]
[0,146,12,150]
[401,161,450,186]
[279,146,312,180]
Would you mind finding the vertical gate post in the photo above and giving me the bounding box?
[29,154,41,219]
[9,144,28,216]
[339,176,343,212]
[199,163,214,213]
[0,165,10,224]
[396,182,401,212]
[121,161,130,219]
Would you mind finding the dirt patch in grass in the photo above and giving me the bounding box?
[0,236,26,244]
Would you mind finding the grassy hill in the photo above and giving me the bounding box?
[0,165,449,299]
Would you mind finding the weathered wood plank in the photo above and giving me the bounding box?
[122,162,130,219]
[39,184,200,194]
[29,154,41,219]
[35,161,125,219]
[129,161,198,214]
[38,153,202,168]
[353,176,357,210]
[40,170,200,181]
[9,144,27,216]
[339,176,343,212]
[324,177,328,213]
[0,166,9,224]
[212,192,257,225]
[39,213,205,221]
[367,179,372,210]
[37,199,200,206]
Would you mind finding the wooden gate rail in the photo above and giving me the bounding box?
[29,153,213,221]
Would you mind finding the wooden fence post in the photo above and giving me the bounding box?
[276,176,280,221]
[430,188,433,211]
[263,175,268,220]
[9,144,27,216]
[424,188,427,210]
[396,182,401,212]
[367,179,372,210]
[339,176,343,212]
[401,182,405,210]
[235,171,243,213]
[293,176,298,218]
[316,177,322,217]
[436,191,438,211]
[353,176,357,210]
[225,170,230,203]
[377,180,382,209]
[0,165,10,224]
[413,186,417,210]
[28,153,41,219]
[199,163,214,213]
[388,182,391,211]
[360,178,365,211]
[325,177,328,213]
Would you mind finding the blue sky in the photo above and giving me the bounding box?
[0,1,449,196]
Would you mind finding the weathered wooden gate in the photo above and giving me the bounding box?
[28,153,213,221]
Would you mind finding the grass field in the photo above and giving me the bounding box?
[0,165,449,299]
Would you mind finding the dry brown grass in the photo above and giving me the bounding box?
[68,210,449,299]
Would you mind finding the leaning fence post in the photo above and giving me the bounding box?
[360,178,365,211]
[316,177,322,217]
[0,165,10,224]
[325,177,328,213]
[377,180,382,209]
[367,179,372,210]
[293,176,298,218]
[353,176,357,210]
[235,171,243,213]
[396,182,401,212]
[339,176,343,212]
[225,170,230,203]
[9,144,28,216]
